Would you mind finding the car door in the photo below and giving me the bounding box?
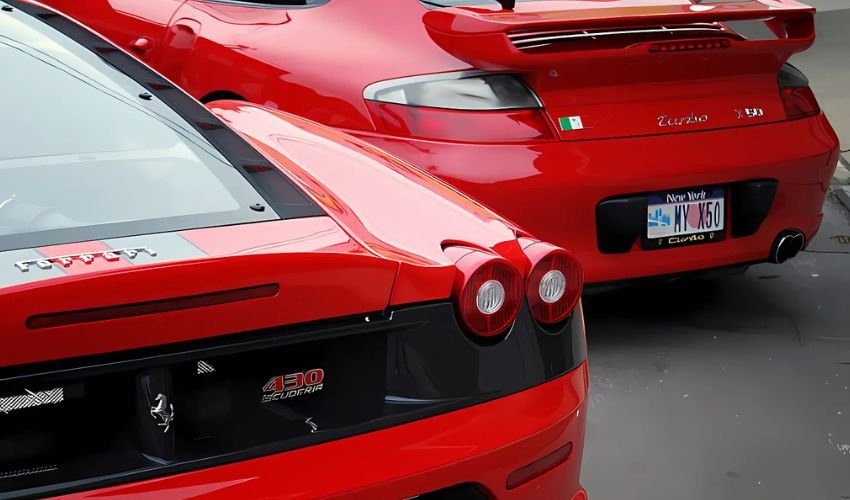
[41,0,185,63]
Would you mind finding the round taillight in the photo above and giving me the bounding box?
[524,243,583,325]
[446,247,523,338]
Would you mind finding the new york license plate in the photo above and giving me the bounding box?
[644,187,726,250]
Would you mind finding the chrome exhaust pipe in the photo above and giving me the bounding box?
[770,230,805,264]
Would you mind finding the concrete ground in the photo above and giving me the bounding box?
[582,4,850,498]
[793,1,850,152]
[582,197,850,499]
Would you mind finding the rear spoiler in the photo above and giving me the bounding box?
[423,1,815,70]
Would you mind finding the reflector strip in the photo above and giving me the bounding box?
[26,284,279,329]
[506,442,573,490]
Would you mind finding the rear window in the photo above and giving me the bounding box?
[0,2,318,251]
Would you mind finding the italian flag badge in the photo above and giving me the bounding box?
[558,116,584,131]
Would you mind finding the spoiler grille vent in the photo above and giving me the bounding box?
[508,24,731,51]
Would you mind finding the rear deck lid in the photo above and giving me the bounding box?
[0,5,398,366]
[423,0,816,140]
[0,219,398,367]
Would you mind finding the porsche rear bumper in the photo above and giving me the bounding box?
[354,113,839,283]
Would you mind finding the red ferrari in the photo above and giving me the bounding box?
[0,2,587,498]
[39,0,840,284]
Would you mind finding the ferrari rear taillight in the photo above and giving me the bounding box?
[444,246,523,338]
[779,63,820,120]
[523,241,583,326]
[364,72,551,142]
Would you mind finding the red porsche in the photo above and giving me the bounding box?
[0,2,587,498]
[39,0,840,284]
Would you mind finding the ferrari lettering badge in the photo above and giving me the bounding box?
[14,247,157,272]
[0,387,64,414]
[262,368,325,403]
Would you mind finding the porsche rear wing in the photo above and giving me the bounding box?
[422,0,816,71]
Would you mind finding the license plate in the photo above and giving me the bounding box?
[644,187,726,250]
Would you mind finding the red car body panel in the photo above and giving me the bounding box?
[210,101,526,264]
[1,218,396,367]
[41,0,840,283]
[363,115,838,282]
[54,363,588,500]
[1,3,588,498]
[207,101,532,305]
[0,99,533,368]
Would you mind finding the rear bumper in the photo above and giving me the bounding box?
[353,114,839,283]
[56,364,589,500]
[2,301,587,498]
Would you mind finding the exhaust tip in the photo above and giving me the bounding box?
[770,230,805,264]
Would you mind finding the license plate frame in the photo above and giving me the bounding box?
[643,186,727,250]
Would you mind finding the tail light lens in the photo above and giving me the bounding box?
[365,72,539,110]
[364,72,552,142]
[445,246,523,338]
[779,64,820,120]
[366,102,551,142]
[523,241,583,325]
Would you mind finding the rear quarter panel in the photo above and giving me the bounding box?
[165,0,468,129]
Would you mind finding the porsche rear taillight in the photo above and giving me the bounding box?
[445,247,523,338]
[365,102,551,142]
[523,241,583,325]
[779,64,820,120]
[781,86,819,120]
[364,72,552,143]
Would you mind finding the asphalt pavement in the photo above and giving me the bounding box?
[581,5,850,499]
